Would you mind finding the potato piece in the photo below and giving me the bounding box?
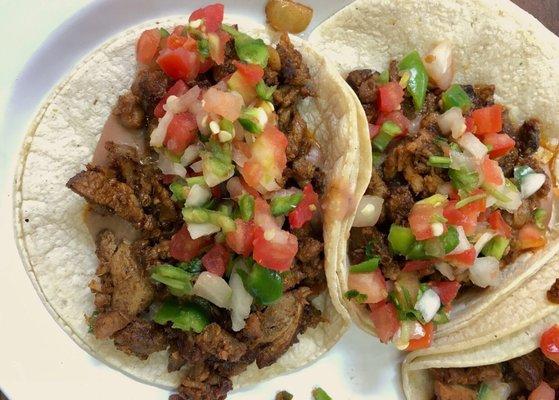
[265,0,313,34]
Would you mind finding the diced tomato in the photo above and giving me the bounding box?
[409,203,444,241]
[483,133,516,159]
[189,3,224,32]
[443,200,480,236]
[465,116,476,134]
[136,29,161,64]
[169,226,211,261]
[378,82,405,113]
[448,187,459,200]
[376,110,410,135]
[288,184,319,229]
[208,30,230,65]
[403,260,434,272]
[488,210,512,238]
[540,324,559,364]
[445,247,476,267]
[225,219,255,257]
[471,105,503,135]
[369,301,400,344]
[203,87,244,121]
[529,382,556,400]
[368,124,380,139]
[430,281,461,306]
[164,112,198,155]
[460,188,487,214]
[201,244,230,277]
[167,33,197,51]
[481,156,504,186]
[157,47,200,80]
[406,322,434,351]
[518,223,547,250]
[154,80,188,118]
[348,269,388,304]
[198,58,214,74]
[233,61,264,86]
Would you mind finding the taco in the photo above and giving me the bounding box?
[309,0,559,350]
[14,4,369,399]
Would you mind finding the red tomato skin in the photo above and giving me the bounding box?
[157,48,200,80]
[164,112,198,155]
[369,301,400,344]
[483,133,516,159]
[348,269,388,304]
[465,116,476,134]
[376,110,410,135]
[154,80,188,118]
[443,201,478,236]
[518,224,547,250]
[403,260,434,272]
[288,184,319,229]
[488,210,512,238]
[169,226,210,261]
[378,82,405,113]
[481,156,504,186]
[137,29,161,64]
[528,382,556,400]
[189,3,224,32]
[225,219,255,257]
[233,61,264,86]
[430,281,461,306]
[406,322,434,351]
[167,34,196,51]
[445,247,476,267]
[409,204,443,241]
[201,244,230,277]
[252,227,298,272]
[199,58,214,74]
[471,105,503,135]
[540,324,559,365]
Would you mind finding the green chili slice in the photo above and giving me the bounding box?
[441,84,472,112]
[372,121,402,152]
[270,192,303,216]
[481,236,510,260]
[313,388,333,400]
[534,208,547,229]
[153,299,210,333]
[151,264,193,296]
[349,256,381,273]
[222,24,268,67]
[449,169,480,192]
[238,262,283,305]
[428,156,451,168]
[255,80,276,101]
[388,225,415,255]
[398,51,429,111]
[239,194,255,221]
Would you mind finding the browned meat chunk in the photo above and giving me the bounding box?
[509,351,545,390]
[113,92,144,129]
[93,310,131,340]
[544,355,559,389]
[462,84,495,108]
[296,236,323,263]
[385,185,414,225]
[276,33,310,87]
[291,157,316,186]
[431,365,502,386]
[499,147,520,177]
[346,69,373,92]
[433,381,477,400]
[283,110,306,160]
[388,60,400,83]
[366,168,388,198]
[113,319,168,359]
[196,323,247,362]
[357,75,379,104]
[517,119,541,156]
[178,373,233,400]
[348,227,401,280]
[131,69,168,116]
[275,391,293,400]
[547,279,559,304]
[211,39,237,82]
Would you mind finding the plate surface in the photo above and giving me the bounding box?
[0,1,402,399]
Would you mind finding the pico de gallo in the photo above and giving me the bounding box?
[430,324,559,400]
[67,4,330,400]
[344,42,556,350]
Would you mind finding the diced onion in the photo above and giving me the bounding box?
[187,223,220,239]
[353,195,384,227]
[415,289,441,323]
[185,184,211,207]
[469,257,501,288]
[190,160,203,173]
[166,86,201,114]
[474,231,497,255]
[435,262,455,280]
[150,106,174,147]
[229,268,253,332]
[458,132,487,159]
[448,226,471,255]
[157,153,186,177]
[181,143,202,166]
[431,222,444,237]
[493,182,522,212]
[450,150,476,171]
[437,107,466,139]
[521,173,546,199]
[437,183,453,196]
[192,272,233,309]
[484,380,512,400]
[424,41,454,90]
[393,321,425,350]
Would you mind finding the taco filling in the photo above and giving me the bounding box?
[344,43,556,350]
[430,324,559,400]
[66,4,328,399]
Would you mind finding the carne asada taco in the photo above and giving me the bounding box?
[309,0,559,350]
[14,4,368,399]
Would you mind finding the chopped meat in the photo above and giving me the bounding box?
[388,60,400,83]
[357,75,379,104]
[196,323,247,362]
[284,110,306,160]
[93,310,131,340]
[291,157,316,187]
[95,229,118,270]
[131,69,168,117]
[431,365,503,386]
[273,87,302,109]
[276,33,310,87]
[178,370,233,400]
[366,168,388,198]
[433,381,477,400]
[346,69,373,92]
[275,391,293,400]
[544,355,559,389]
[516,119,540,156]
[462,84,495,108]
[547,279,559,304]
[133,239,171,268]
[509,351,545,391]
[348,227,400,281]
[362,103,379,123]
[211,39,237,82]
[421,112,442,135]
[499,147,520,177]
[296,236,323,263]
[385,185,414,225]
[242,313,263,340]
[113,92,144,129]
[113,319,168,359]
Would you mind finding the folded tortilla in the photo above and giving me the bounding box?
[309,0,559,343]
[13,15,368,390]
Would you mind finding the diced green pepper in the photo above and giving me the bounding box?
[312,388,333,400]
[428,156,451,168]
[170,182,188,202]
[197,38,210,59]
[417,194,447,206]
[153,299,210,333]
[219,118,235,133]
[482,236,510,260]
[185,176,206,187]
[376,70,389,84]
[344,289,367,303]
[151,264,193,296]
[432,309,450,325]
[177,258,203,273]
[372,151,386,168]
[222,24,268,67]
[388,225,415,255]
[372,121,401,152]
[182,207,237,233]
[425,238,445,258]
[441,226,459,254]
[398,51,429,111]
[270,192,303,216]
[534,208,547,229]
[449,169,480,192]
[238,262,283,305]
[442,84,472,112]
[406,241,428,260]
[239,194,255,221]
[238,107,266,134]
[349,256,380,273]
[255,80,276,101]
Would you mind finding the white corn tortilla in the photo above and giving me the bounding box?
[309,0,559,344]
[13,14,370,390]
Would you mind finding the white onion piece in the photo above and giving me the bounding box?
[157,153,186,177]
[187,223,220,239]
[415,289,441,323]
[181,143,203,166]
[192,272,232,309]
[438,107,466,139]
[450,150,476,171]
[474,232,497,255]
[229,268,253,332]
[150,105,174,147]
[167,86,201,114]
[184,184,211,207]
[437,183,453,196]
[484,380,512,400]
[435,262,455,280]
[353,195,384,227]
[448,226,471,255]
[190,160,203,173]
[494,183,522,212]
[521,173,546,199]
[469,257,501,288]
[424,41,454,90]
[458,132,487,159]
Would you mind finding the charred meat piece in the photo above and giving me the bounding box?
[346,69,373,92]
[431,365,503,386]
[113,92,144,129]
[366,168,389,199]
[499,147,520,177]
[348,226,401,280]
[516,119,541,156]
[93,310,131,340]
[547,279,559,304]
[433,381,477,400]
[508,351,545,391]
[385,185,414,226]
[113,319,168,359]
[462,84,495,108]
[131,69,168,117]
[296,236,323,263]
[276,33,310,87]
[178,369,233,400]
[196,323,247,363]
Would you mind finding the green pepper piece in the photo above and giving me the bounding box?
[349,256,380,273]
[197,38,210,59]
[344,289,367,303]
[222,24,268,67]
[185,176,206,187]
[238,263,283,305]
[182,207,237,233]
[428,156,451,168]
[376,70,390,84]
[219,118,235,133]
[441,84,472,112]
[177,258,203,273]
[417,194,447,206]
[534,208,547,229]
[239,194,255,221]
[238,107,266,134]
[151,264,193,296]
[398,51,428,111]
[481,182,511,203]
[217,201,234,217]
[372,151,386,168]
[441,226,459,254]
[372,121,402,152]
[424,238,445,258]
[170,182,188,202]
[449,169,480,192]
[153,299,210,333]
[432,309,450,325]
[270,192,303,216]
[312,388,333,400]
[406,241,428,260]
[256,80,276,101]
[482,236,510,260]
[388,225,416,255]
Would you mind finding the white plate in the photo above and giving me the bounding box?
[0,1,403,399]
